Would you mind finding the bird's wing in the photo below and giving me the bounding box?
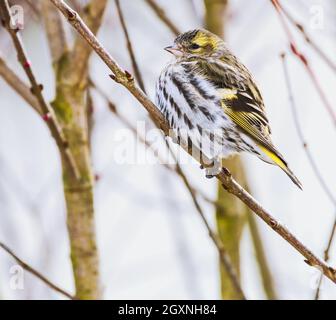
[193,58,287,166]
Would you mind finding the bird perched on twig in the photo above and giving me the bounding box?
[156,29,302,189]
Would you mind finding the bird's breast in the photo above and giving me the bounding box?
[156,61,231,130]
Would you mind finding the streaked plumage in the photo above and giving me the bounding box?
[156,29,302,189]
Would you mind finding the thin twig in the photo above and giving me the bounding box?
[275,0,336,74]
[282,52,336,298]
[270,0,336,127]
[144,0,180,36]
[281,53,336,207]
[50,0,336,284]
[0,0,80,180]
[115,0,146,92]
[0,241,75,300]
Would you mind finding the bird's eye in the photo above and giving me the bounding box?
[189,43,200,50]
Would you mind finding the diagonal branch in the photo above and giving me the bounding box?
[0,241,74,300]
[115,0,146,92]
[144,0,180,36]
[281,53,336,299]
[50,0,336,285]
[0,0,80,180]
[281,53,336,207]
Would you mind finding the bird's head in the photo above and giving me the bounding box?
[165,29,225,59]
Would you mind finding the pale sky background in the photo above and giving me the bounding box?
[0,0,336,299]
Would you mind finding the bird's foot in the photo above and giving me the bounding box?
[204,159,221,179]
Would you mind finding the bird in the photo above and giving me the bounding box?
[155,28,302,189]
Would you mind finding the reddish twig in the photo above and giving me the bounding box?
[271,0,336,127]
[275,0,336,74]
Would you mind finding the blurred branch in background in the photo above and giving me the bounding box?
[50,0,336,285]
[275,0,336,73]
[281,53,336,300]
[144,0,180,36]
[0,242,74,299]
[204,0,277,300]
[281,53,336,209]
[270,0,336,128]
[0,0,80,180]
[115,0,146,93]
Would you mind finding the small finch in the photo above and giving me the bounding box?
[156,29,302,189]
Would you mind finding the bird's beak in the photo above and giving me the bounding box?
[164,44,183,57]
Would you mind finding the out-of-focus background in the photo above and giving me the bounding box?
[0,0,335,299]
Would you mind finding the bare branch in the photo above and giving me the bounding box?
[281,53,336,207]
[144,0,181,36]
[115,0,146,92]
[0,241,75,300]
[50,0,336,285]
[0,0,80,180]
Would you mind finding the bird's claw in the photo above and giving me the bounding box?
[204,159,221,178]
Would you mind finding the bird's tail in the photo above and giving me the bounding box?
[258,145,303,190]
